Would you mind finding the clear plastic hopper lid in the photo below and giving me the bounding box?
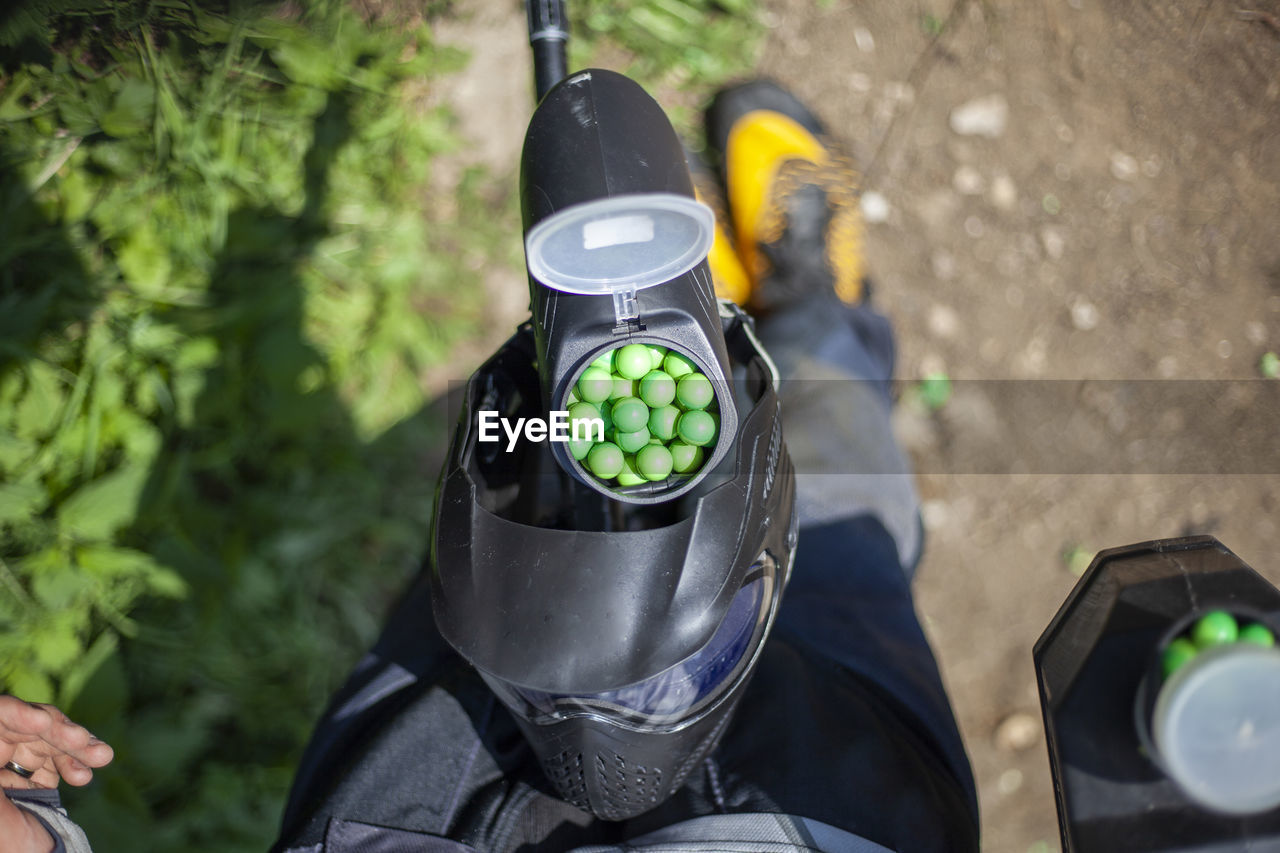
[524,193,714,325]
[1153,643,1280,815]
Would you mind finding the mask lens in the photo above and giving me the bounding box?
[485,553,777,729]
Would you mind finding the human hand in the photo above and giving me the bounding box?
[0,696,113,853]
[0,695,113,790]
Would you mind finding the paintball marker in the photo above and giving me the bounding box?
[428,0,796,818]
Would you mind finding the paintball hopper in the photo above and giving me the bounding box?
[520,69,737,504]
[1035,536,1280,851]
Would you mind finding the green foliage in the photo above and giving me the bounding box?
[2,0,763,848]
[569,0,766,124]
[0,1,506,849]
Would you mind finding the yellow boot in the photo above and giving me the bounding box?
[706,80,868,312]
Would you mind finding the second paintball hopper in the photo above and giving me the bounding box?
[521,69,738,504]
[1035,536,1280,851]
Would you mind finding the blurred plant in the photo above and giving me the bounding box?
[0,1,511,849]
[1,0,764,847]
[568,0,766,128]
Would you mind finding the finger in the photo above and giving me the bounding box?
[67,737,112,770]
[8,741,55,777]
[0,766,34,789]
[3,745,59,790]
[7,736,105,790]
[0,699,113,789]
[21,705,112,770]
[50,753,93,787]
[0,764,56,790]
[0,697,53,741]
[22,705,82,751]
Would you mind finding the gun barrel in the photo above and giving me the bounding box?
[527,0,568,102]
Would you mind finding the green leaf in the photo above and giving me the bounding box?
[190,7,236,45]
[57,95,99,137]
[32,612,86,671]
[99,79,155,139]
[31,563,88,610]
[244,17,294,50]
[3,667,54,704]
[172,368,206,427]
[76,544,152,577]
[129,317,183,354]
[14,360,66,439]
[174,337,220,371]
[0,480,45,524]
[650,0,701,26]
[58,164,97,222]
[0,71,35,120]
[0,431,36,475]
[77,545,188,599]
[0,369,23,411]
[89,140,144,178]
[115,223,172,296]
[109,410,163,466]
[57,463,148,540]
[271,36,340,89]
[144,564,188,598]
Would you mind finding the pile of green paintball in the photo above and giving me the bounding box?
[566,343,719,487]
[1162,610,1277,678]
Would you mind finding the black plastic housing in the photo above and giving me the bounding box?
[520,69,736,504]
[1034,536,1280,851]
[432,309,793,696]
[430,302,795,821]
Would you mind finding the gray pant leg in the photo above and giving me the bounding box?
[755,298,921,569]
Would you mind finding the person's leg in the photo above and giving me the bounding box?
[753,297,978,825]
[756,297,922,571]
[701,80,978,835]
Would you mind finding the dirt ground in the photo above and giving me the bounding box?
[433,1,1280,850]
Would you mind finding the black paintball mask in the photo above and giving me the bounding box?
[430,69,796,821]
